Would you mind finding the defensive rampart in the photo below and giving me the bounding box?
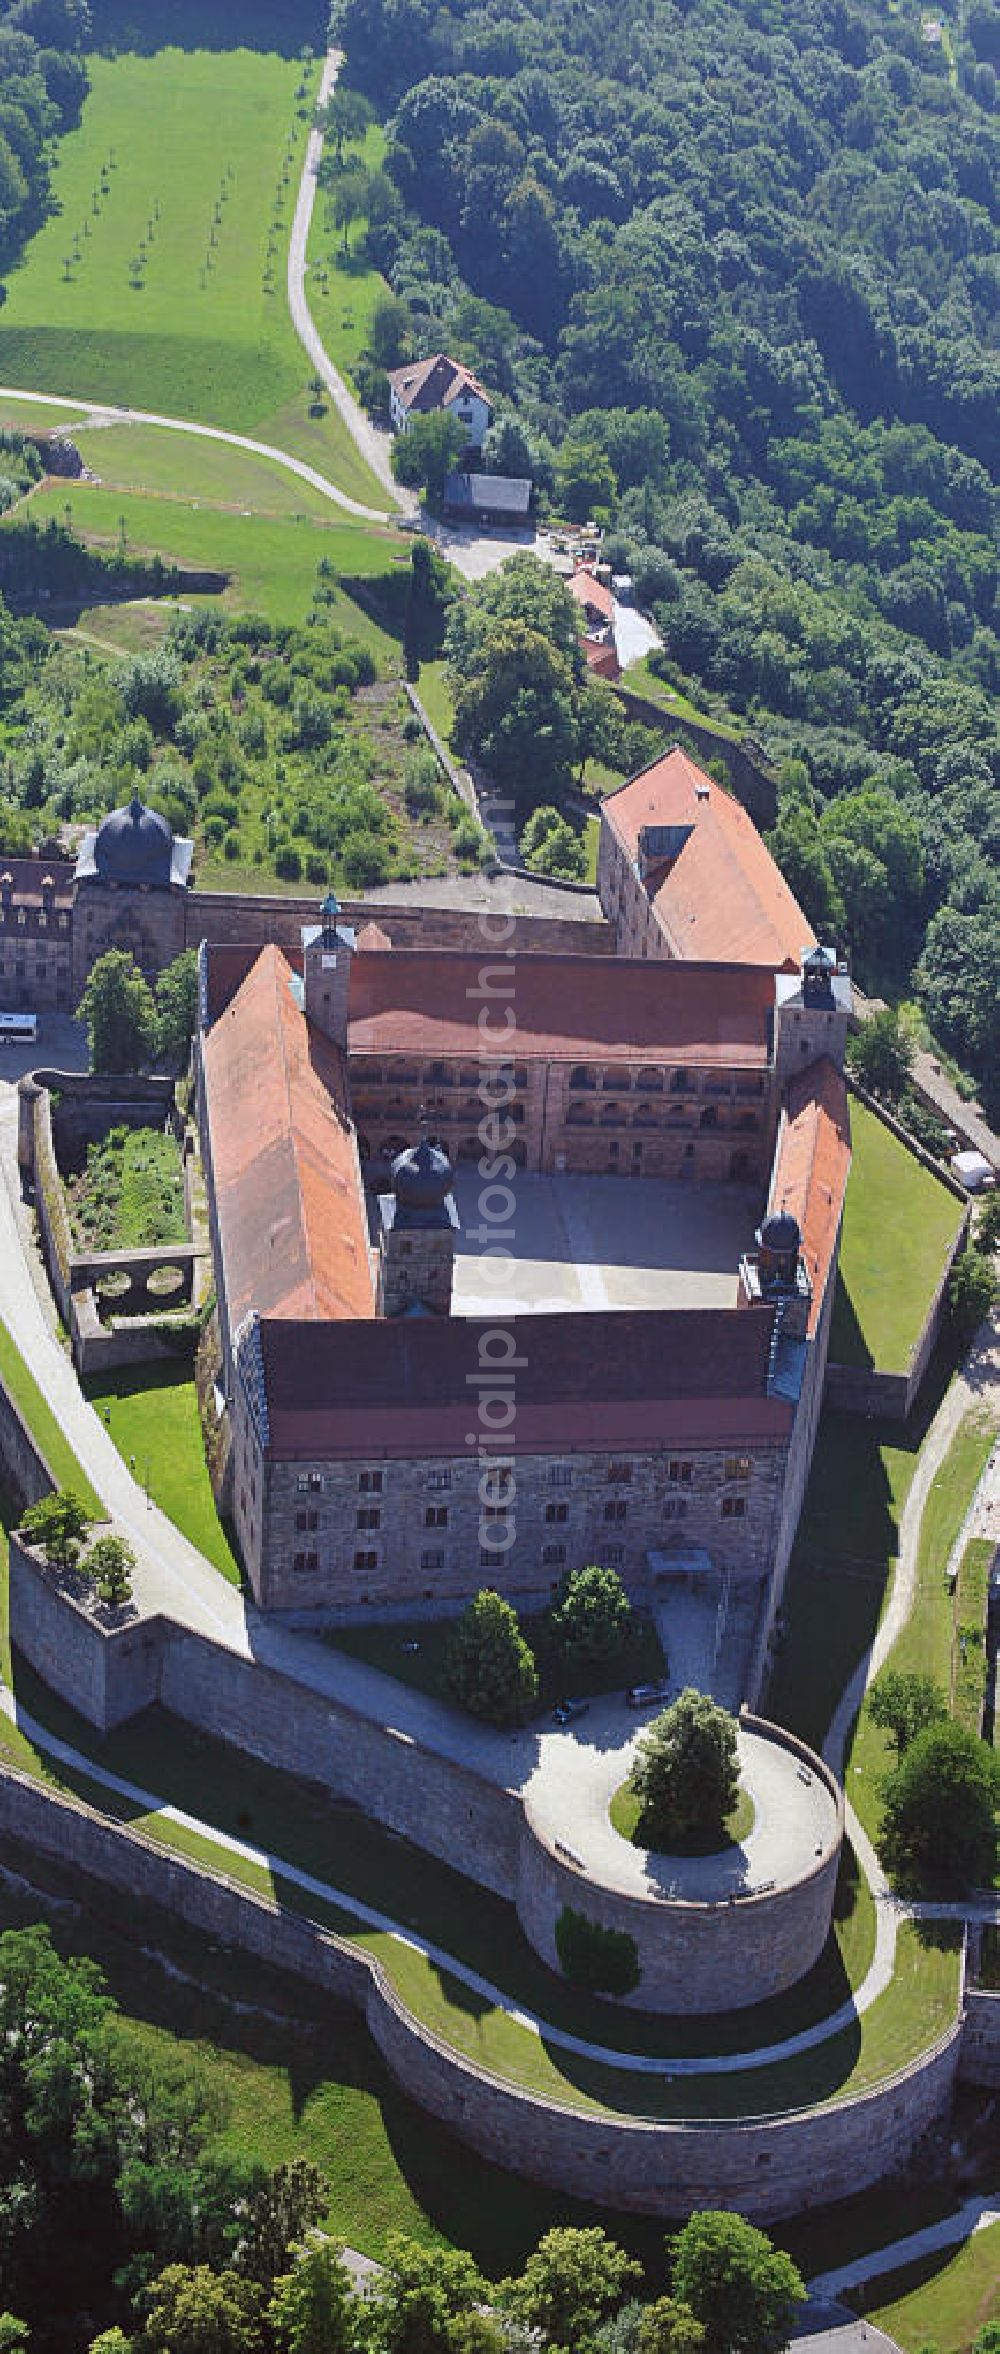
[0,1758,964,2222]
[516,1716,843,2014]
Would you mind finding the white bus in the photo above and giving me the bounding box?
[0,1012,37,1046]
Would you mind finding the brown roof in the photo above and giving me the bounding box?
[347,951,775,1068]
[0,855,74,908]
[604,749,814,971]
[583,638,621,681]
[388,353,491,416]
[568,564,615,622]
[201,945,373,1328]
[258,1304,792,1458]
[769,1058,851,1332]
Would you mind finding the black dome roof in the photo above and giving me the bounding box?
[94,793,174,886]
[758,1210,801,1256]
[392,1134,454,1212]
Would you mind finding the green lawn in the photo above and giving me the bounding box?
[623,657,742,741]
[952,1538,991,1738]
[830,1098,965,1374]
[81,1365,241,1585]
[609,1779,755,1853]
[864,2217,1000,2352]
[328,1608,667,1711]
[845,1412,994,1848]
[0,394,91,429]
[71,420,354,518]
[65,1125,186,1252]
[305,122,392,387]
[0,49,386,506]
[416,658,457,744]
[765,1398,936,1752]
[0,1319,101,1517]
[14,478,406,638]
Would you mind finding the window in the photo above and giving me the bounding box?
[542,1543,566,1566]
[725,1456,752,1482]
[297,1471,323,1493]
[427,1468,451,1491]
[482,1502,508,1521]
[722,1495,747,1519]
[295,1509,318,1533]
[358,1469,383,1494]
[604,1546,625,1567]
[292,1550,318,1573]
[548,1465,572,1489]
[356,1506,381,1531]
[607,1461,632,1484]
[604,1499,628,1524]
[545,1502,568,1524]
[425,1505,448,1528]
[663,1497,688,1521]
[421,1549,444,1572]
[480,1547,503,1569]
[354,1548,378,1571]
[668,1460,692,1485]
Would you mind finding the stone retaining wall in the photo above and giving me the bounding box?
[959,1989,1000,2087]
[515,1714,843,2015]
[0,1379,55,1517]
[0,1758,964,2223]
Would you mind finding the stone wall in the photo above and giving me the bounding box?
[515,1715,843,2015]
[9,1539,160,1729]
[0,1381,55,1518]
[8,1540,523,1899]
[0,1757,964,2223]
[959,1990,1000,2087]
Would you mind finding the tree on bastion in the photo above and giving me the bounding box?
[630,1690,739,1849]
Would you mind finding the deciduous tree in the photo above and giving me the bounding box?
[502,2227,643,2354]
[630,1692,739,1848]
[670,2212,805,2354]
[444,1589,539,1724]
[868,1671,947,1756]
[77,950,157,1075]
[878,1720,1000,1887]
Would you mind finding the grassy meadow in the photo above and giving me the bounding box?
[831,1099,965,1373]
[15,477,405,636]
[0,48,385,504]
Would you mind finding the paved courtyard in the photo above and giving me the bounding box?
[450,1169,762,1317]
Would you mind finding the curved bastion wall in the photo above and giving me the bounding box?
[0,1757,965,2226]
[516,1719,844,2014]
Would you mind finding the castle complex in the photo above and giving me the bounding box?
[188,749,851,1677]
[1,749,852,1679]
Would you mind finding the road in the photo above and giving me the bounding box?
[286,47,409,512]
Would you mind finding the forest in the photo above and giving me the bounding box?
[338,0,1000,1112]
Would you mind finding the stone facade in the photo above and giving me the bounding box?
[351,1051,771,1187]
[249,1432,787,1618]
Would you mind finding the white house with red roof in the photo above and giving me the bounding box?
[388,354,493,446]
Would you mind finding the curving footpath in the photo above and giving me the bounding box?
[0,383,393,527]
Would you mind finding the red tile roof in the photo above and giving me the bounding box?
[201,945,373,1329]
[259,1305,792,1458]
[604,748,814,971]
[768,1057,851,1332]
[583,638,621,681]
[568,564,615,622]
[347,951,775,1067]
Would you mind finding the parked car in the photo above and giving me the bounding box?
[625,1680,671,1709]
[552,1697,590,1726]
